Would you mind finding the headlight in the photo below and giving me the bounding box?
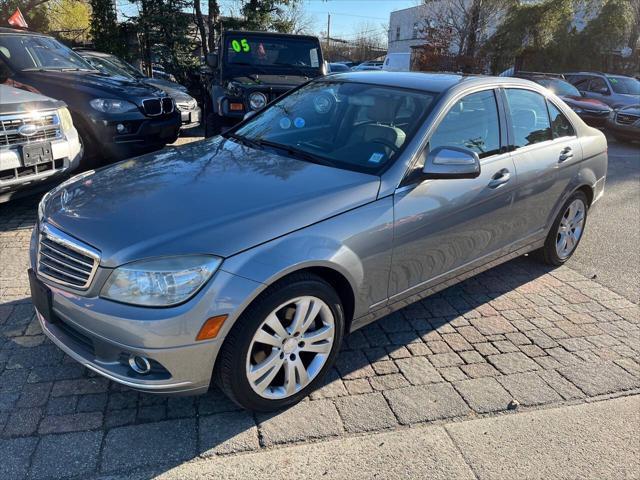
[570,105,583,114]
[89,98,138,114]
[101,255,222,306]
[249,92,267,110]
[57,107,74,131]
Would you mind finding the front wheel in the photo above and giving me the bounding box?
[536,191,588,266]
[215,273,345,411]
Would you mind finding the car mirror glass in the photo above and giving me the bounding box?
[206,53,218,68]
[422,146,481,179]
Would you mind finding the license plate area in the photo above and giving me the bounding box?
[22,142,53,167]
[28,268,54,323]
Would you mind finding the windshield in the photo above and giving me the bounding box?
[231,81,437,174]
[537,78,581,97]
[225,35,321,70]
[106,55,144,78]
[84,55,134,79]
[607,76,640,95]
[0,34,95,71]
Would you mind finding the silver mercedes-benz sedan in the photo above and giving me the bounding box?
[30,72,607,411]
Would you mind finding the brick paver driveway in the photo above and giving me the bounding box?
[1,194,639,479]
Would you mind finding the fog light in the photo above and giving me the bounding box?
[116,123,127,133]
[129,355,151,374]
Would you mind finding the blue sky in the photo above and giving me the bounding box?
[116,0,418,41]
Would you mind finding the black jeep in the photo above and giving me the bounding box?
[202,30,325,137]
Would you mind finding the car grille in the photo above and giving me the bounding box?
[37,224,100,290]
[0,112,61,147]
[616,113,639,125]
[0,159,64,184]
[142,97,175,116]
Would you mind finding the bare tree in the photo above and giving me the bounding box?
[420,0,512,57]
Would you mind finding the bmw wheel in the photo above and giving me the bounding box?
[215,273,344,411]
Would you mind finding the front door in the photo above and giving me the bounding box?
[389,89,519,299]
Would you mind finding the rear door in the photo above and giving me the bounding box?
[503,88,582,239]
[389,88,519,298]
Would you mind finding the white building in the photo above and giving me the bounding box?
[387,2,504,56]
[387,5,433,55]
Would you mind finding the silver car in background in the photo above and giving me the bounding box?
[30,72,607,411]
[0,84,82,203]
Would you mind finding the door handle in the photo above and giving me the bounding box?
[559,146,574,162]
[488,168,511,188]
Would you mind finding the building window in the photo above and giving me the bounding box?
[396,25,400,41]
[412,22,419,39]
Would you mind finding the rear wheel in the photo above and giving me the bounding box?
[536,191,588,266]
[215,273,344,411]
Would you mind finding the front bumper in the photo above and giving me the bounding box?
[29,229,263,394]
[179,106,201,129]
[0,128,82,202]
[85,110,181,161]
[606,118,639,141]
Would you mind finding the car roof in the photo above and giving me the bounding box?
[0,27,49,36]
[223,30,320,41]
[319,71,540,94]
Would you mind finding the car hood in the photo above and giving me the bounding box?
[144,78,188,93]
[561,95,611,110]
[22,70,163,99]
[617,105,640,115]
[42,137,380,267]
[229,74,311,87]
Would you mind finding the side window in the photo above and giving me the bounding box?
[589,77,609,94]
[573,77,591,90]
[505,89,552,148]
[547,102,575,139]
[429,90,501,159]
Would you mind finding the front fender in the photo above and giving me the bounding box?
[221,197,394,320]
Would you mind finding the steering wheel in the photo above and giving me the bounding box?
[371,138,400,154]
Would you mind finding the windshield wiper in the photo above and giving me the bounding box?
[256,139,337,167]
[229,62,269,75]
[272,63,311,79]
[224,132,263,150]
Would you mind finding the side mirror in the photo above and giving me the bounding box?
[0,61,12,83]
[423,146,481,179]
[206,53,218,68]
[243,111,257,121]
[596,86,610,95]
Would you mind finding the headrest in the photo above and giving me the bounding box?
[512,109,537,130]
[367,96,397,123]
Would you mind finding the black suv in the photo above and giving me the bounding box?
[0,28,181,166]
[202,30,325,137]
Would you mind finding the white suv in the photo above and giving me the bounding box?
[0,84,82,203]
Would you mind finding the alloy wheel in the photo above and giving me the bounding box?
[246,296,335,400]
[556,199,585,259]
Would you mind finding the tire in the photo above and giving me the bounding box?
[75,127,102,171]
[204,111,222,138]
[215,272,345,411]
[536,191,588,266]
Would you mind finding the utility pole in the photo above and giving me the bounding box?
[326,13,331,60]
